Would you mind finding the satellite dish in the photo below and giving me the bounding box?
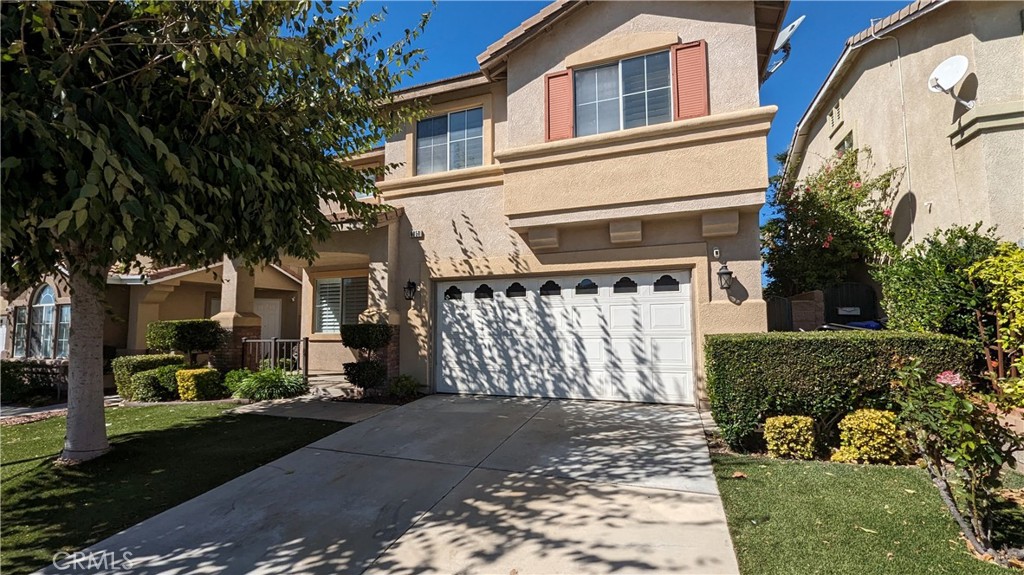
[774,15,806,53]
[764,15,806,81]
[928,55,975,109]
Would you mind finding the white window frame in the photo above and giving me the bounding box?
[574,50,674,137]
[415,107,484,175]
[313,277,369,334]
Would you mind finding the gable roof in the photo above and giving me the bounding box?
[783,0,949,175]
[476,0,789,83]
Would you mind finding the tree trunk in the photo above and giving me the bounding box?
[61,270,110,462]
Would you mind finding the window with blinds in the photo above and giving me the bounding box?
[315,277,369,333]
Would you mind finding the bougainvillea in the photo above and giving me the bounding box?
[763,149,901,297]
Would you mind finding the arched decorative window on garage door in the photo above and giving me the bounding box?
[444,286,463,301]
[575,279,598,295]
[474,284,494,299]
[613,277,637,293]
[539,280,561,296]
[505,282,527,298]
[654,274,680,292]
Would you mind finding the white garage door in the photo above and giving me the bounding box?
[436,271,693,404]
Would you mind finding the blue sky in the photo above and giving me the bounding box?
[366,0,909,221]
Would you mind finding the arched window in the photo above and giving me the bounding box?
[444,286,463,301]
[575,279,598,295]
[613,277,637,294]
[505,282,526,298]
[474,284,494,299]
[30,286,56,358]
[539,280,561,296]
[653,274,680,292]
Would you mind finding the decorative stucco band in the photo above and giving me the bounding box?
[498,106,776,218]
[947,100,1024,148]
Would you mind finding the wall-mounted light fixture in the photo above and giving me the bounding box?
[717,264,734,290]
[403,280,418,301]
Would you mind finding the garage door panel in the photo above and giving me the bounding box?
[438,271,693,405]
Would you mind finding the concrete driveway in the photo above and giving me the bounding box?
[45,395,738,574]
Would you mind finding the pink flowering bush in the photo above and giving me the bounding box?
[764,148,900,297]
[894,358,1024,565]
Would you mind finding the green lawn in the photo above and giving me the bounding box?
[1,404,347,575]
[713,454,1024,575]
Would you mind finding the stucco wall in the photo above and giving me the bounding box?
[317,1,773,401]
[505,0,760,149]
[796,2,1024,244]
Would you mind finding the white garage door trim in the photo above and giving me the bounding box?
[435,270,694,404]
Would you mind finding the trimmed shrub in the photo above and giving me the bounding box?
[232,369,308,401]
[765,415,815,460]
[224,368,253,394]
[705,331,974,450]
[111,354,185,399]
[0,359,59,403]
[831,409,903,464]
[127,365,182,402]
[339,324,393,353]
[344,360,387,389]
[387,374,421,400]
[176,368,227,401]
[146,319,227,364]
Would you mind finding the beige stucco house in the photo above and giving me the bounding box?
[1,263,301,362]
[5,0,789,408]
[786,0,1024,247]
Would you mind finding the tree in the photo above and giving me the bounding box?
[873,225,999,345]
[762,149,900,298]
[1,0,428,461]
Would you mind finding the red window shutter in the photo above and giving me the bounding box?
[672,40,709,120]
[545,70,573,141]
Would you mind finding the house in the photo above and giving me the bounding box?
[785,0,1024,247]
[5,0,789,408]
[1,263,301,362]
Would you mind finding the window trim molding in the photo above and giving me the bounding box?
[572,48,674,138]
[405,93,494,178]
[312,275,369,335]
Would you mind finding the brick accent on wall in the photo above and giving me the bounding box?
[383,325,400,380]
[213,326,261,372]
[790,290,825,332]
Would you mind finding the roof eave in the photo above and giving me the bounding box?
[783,0,949,176]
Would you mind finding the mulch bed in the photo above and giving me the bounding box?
[327,392,424,406]
[1,409,68,427]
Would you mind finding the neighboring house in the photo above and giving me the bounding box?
[4,0,789,408]
[786,0,1024,247]
[1,263,301,361]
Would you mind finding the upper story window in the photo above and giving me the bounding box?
[574,51,671,137]
[416,107,483,175]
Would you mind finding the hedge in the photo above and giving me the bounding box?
[176,368,227,401]
[339,324,393,352]
[111,354,185,399]
[146,319,226,363]
[127,365,182,402]
[705,331,974,450]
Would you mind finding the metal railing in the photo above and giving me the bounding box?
[241,337,309,380]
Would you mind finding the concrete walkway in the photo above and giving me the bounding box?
[230,397,394,423]
[40,395,737,575]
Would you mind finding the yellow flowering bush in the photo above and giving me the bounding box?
[830,409,902,464]
[764,415,815,460]
[176,368,226,401]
